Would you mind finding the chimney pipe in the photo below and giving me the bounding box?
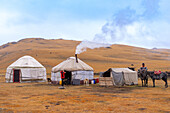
[75,54,78,63]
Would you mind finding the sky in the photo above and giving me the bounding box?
[0,0,170,49]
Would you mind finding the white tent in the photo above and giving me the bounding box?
[5,55,46,83]
[102,68,138,86]
[51,57,94,84]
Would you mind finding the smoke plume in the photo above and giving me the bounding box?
[75,40,110,54]
[76,0,161,54]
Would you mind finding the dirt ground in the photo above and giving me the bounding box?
[0,76,169,113]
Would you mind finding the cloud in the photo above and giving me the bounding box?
[75,0,170,55]
[0,0,107,45]
[93,0,170,49]
[0,9,105,45]
[0,0,170,50]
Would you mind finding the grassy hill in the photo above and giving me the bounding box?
[0,38,170,75]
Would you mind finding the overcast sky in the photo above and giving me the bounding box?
[0,0,170,49]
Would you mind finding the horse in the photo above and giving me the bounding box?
[138,69,148,87]
[147,71,168,88]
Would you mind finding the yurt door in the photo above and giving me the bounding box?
[64,71,72,85]
[13,69,20,83]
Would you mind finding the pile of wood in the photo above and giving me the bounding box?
[99,77,113,86]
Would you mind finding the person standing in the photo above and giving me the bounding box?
[60,70,65,87]
[128,64,135,71]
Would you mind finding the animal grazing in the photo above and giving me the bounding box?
[47,78,52,84]
[147,71,168,88]
[84,79,89,86]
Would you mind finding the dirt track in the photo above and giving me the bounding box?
[0,76,169,113]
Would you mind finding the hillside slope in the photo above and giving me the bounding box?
[0,38,170,75]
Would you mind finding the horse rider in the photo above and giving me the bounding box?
[140,63,148,72]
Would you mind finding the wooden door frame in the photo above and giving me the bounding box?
[13,69,21,83]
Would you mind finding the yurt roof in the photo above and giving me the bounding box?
[7,55,45,68]
[52,57,93,72]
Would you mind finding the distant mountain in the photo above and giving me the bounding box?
[0,38,170,75]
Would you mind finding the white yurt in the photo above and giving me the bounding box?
[5,55,46,83]
[101,68,138,86]
[51,57,94,84]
